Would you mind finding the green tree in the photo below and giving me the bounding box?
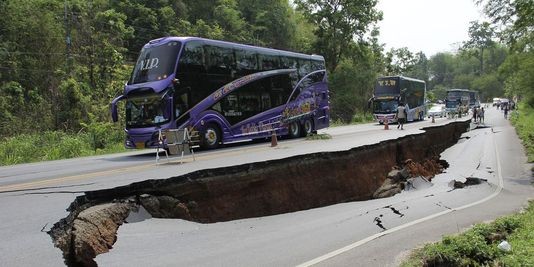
[57,78,92,131]
[329,55,376,123]
[462,21,495,75]
[428,52,455,89]
[407,52,430,82]
[429,85,448,101]
[295,0,382,71]
[385,47,416,76]
[477,0,534,104]
[471,73,503,101]
[213,0,249,42]
[238,0,297,49]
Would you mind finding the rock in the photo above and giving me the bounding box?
[140,195,192,220]
[387,170,402,182]
[399,168,410,180]
[465,177,487,185]
[373,178,402,198]
[71,203,132,267]
[453,180,465,188]
[497,240,511,252]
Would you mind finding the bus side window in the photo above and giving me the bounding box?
[271,74,293,106]
[220,93,242,125]
[178,41,205,73]
[205,45,234,75]
[235,49,258,76]
[298,58,312,78]
[258,53,280,71]
[280,56,298,70]
[311,59,325,71]
[308,71,325,83]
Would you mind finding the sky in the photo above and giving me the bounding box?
[376,0,485,57]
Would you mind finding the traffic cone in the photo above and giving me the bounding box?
[384,118,389,130]
[431,114,435,123]
[271,131,278,147]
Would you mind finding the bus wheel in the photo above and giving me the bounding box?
[201,124,220,149]
[301,119,314,137]
[288,121,301,138]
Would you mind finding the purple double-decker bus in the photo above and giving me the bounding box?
[111,37,330,149]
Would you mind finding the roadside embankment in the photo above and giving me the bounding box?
[49,120,470,267]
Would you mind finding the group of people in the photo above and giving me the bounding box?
[472,106,485,124]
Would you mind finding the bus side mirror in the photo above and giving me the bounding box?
[111,95,125,122]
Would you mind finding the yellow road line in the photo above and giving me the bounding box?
[0,144,276,193]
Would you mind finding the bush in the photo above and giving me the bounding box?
[510,103,534,162]
[0,129,125,166]
[402,201,533,267]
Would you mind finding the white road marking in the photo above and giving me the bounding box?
[296,131,504,267]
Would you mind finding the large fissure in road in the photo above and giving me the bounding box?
[49,121,470,267]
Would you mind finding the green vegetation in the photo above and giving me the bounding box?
[401,201,534,267]
[330,113,375,127]
[305,133,332,140]
[0,123,125,165]
[510,103,534,162]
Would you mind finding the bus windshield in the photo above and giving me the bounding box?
[125,95,170,128]
[445,100,459,108]
[129,41,182,84]
[373,99,398,113]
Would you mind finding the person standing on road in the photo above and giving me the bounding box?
[396,102,407,130]
[472,106,478,122]
[504,104,509,119]
[479,107,485,124]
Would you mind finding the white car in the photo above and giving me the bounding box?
[428,105,446,118]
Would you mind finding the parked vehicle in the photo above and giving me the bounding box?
[110,36,329,150]
[371,76,426,124]
[427,104,446,118]
[492,97,501,106]
[445,89,470,114]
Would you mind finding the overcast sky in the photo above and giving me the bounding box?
[376,0,485,57]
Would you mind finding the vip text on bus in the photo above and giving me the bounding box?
[111,37,330,149]
[371,76,426,124]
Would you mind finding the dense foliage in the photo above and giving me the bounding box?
[0,0,533,164]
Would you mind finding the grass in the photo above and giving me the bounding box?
[510,103,534,162]
[401,200,534,267]
[0,130,126,166]
[330,112,375,127]
[305,133,332,140]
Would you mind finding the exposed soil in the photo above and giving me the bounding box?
[49,121,470,266]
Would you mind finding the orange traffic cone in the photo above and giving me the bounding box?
[271,131,278,147]
[384,118,389,130]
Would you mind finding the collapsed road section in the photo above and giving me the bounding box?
[49,121,470,267]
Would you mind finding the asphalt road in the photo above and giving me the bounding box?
[0,107,532,267]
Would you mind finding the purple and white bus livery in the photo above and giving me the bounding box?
[111,37,329,149]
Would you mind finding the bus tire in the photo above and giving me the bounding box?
[288,121,301,138]
[201,123,220,149]
[301,119,314,137]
